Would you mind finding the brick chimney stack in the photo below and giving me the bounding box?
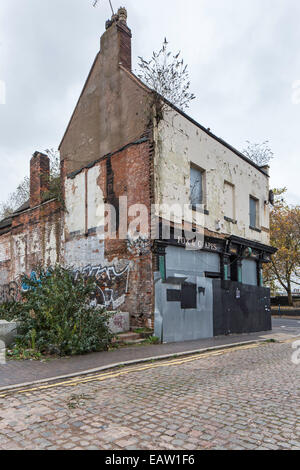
[104,6,132,71]
[30,152,50,208]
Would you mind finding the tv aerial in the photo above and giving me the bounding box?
[93,0,115,15]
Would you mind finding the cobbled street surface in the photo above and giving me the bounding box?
[0,341,299,450]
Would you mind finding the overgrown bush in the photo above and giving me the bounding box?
[0,301,19,322]
[0,266,114,356]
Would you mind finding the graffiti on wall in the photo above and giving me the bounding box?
[0,263,131,310]
[21,271,41,291]
[0,281,19,303]
[73,263,131,310]
[127,233,151,256]
[0,272,42,303]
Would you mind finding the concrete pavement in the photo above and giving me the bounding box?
[0,317,299,390]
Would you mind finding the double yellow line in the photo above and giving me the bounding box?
[0,343,261,399]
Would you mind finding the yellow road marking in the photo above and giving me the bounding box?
[282,337,300,344]
[0,343,262,399]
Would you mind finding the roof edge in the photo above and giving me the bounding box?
[59,52,100,151]
[122,67,270,178]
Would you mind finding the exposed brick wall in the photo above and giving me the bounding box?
[105,139,154,327]
[117,22,132,71]
[0,234,11,288]
[30,152,50,208]
[0,138,155,327]
[63,137,155,328]
[0,200,63,294]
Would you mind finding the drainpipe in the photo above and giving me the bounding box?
[155,243,167,282]
[222,255,230,281]
[257,261,264,287]
[159,255,166,282]
[237,259,242,283]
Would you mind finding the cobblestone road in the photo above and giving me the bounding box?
[0,341,299,450]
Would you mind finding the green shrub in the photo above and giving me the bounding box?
[145,336,160,345]
[0,301,19,322]
[0,265,114,356]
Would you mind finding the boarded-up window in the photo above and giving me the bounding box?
[250,196,258,228]
[181,283,197,309]
[224,182,235,220]
[190,166,204,206]
[166,246,220,277]
[242,259,258,286]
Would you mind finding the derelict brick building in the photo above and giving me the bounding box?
[0,8,276,342]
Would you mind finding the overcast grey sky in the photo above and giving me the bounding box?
[0,0,299,205]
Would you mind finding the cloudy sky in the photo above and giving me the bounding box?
[0,0,299,205]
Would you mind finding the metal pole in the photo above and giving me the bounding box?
[109,0,114,15]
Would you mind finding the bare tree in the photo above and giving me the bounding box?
[137,38,196,112]
[243,141,274,167]
[42,149,64,207]
[0,177,30,219]
[45,148,60,179]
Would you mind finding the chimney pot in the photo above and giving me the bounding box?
[118,7,127,23]
[105,7,128,29]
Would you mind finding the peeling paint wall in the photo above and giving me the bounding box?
[0,236,10,265]
[65,236,105,269]
[154,109,270,245]
[64,163,106,268]
[0,235,11,285]
[87,166,105,231]
[0,202,63,296]
[65,172,86,235]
